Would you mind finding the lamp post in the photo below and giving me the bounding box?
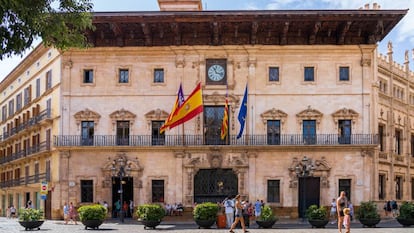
[111,157,131,223]
[295,156,314,221]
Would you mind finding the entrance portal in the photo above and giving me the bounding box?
[112,177,134,218]
[194,169,238,203]
[298,177,320,218]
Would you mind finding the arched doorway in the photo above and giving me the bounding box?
[194,168,238,203]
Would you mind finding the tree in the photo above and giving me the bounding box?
[0,0,94,60]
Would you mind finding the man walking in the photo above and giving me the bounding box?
[224,196,234,228]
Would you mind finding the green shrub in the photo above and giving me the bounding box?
[193,202,219,221]
[398,201,414,219]
[77,204,107,221]
[356,201,380,220]
[258,205,277,221]
[136,204,165,221]
[305,205,327,220]
[18,208,44,221]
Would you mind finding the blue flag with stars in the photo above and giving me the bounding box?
[237,85,248,139]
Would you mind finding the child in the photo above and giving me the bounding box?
[343,208,351,233]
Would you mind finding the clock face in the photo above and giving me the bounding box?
[208,64,225,81]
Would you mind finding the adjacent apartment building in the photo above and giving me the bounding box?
[0,0,411,219]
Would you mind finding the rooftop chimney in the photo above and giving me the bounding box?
[158,0,203,11]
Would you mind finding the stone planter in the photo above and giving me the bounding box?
[396,218,414,227]
[308,219,329,228]
[256,219,277,228]
[141,220,162,229]
[81,219,104,230]
[194,219,216,229]
[19,221,44,231]
[359,218,381,228]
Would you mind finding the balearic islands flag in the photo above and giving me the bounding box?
[160,83,185,133]
[164,82,203,131]
[220,96,229,140]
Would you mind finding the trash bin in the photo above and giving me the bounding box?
[217,214,226,228]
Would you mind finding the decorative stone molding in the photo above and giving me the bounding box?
[74,108,101,127]
[145,109,170,126]
[109,108,136,128]
[203,92,239,106]
[296,106,323,128]
[102,153,144,189]
[288,156,331,188]
[260,108,288,125]
[331,108,359,125]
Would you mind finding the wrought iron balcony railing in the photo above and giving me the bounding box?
[54,134,378,147]
[0,173,48,188]
[0,141,50,164]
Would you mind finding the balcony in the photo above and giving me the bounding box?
[54,134,378,147]
[0,141,50,164]
[1,108,51,142]
[0,173,49,188]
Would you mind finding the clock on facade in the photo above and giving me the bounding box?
[206,59,227,85]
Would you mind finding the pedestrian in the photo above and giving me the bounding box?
[114,199,121,218]
[336,191,348,233]
[129,200,134,218]
[63,202,69,224]
[343,208,351,233]
[123,201,128,217]
[254,199,262,218]
[223,197,234,228]
[348,201,354,222]
[68,202,78,225]
[391,200,398,217]
[386,200,392,217]
[229,194,249,233]
[26,200,32,208]
[330,198,337,224]
[10,205,16,218]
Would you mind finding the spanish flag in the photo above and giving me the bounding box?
[220,97,229,140]
[163,83,203,131]
[160,83,185,133]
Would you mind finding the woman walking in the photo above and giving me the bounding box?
[229,194,249,233]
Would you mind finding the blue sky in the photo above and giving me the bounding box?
[0,0,413,81]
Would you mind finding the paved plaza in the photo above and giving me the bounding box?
[0,217,413,233]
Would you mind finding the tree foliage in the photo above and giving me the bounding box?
[0,0,94,60]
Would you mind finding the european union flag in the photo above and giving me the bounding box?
[237,85,248,139]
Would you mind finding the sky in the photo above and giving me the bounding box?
[0,0,413,81]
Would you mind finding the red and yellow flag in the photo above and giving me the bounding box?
[220,97,229,140]
[164,83,203,131]
[160,83,185,133]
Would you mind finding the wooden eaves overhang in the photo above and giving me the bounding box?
[88,9,407,47]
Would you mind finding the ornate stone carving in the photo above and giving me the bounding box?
[288,156,331,188]
[74,108,101,126]
[260,108,288,125]
[331,108,359,126]
[145,109,169,126]
[109,108,136,128]
[296,106,323,127]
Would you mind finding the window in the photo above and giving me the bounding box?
[116,121,130,145]
[154,69,164,83]
[411,134,414,157]
[81,121,94,146]
[411,177,414,200]
[36,78,40,98]
[304,67,314,82]
[269,67,279,82]
[379,174,386,200]
[24,86,31,106]
[119,69,129,83]
[45,70,52,90]
[45,160,51,182]
[379,125,385,152]
[338,120,351,144]
[338,179,351,201]
[395,176,402,200]
[81,180,94,203]
[395,129,402,155]
[151,121,165,145]
[2,105,6,121]
[303,120,316,144]
[83,69,94,83]
[339,66,350,81]
[204,106,226,145]
[267,120,280,145]
[16,93,22,111]
[267,180,280,203]
[34,163,39,182]
[152,180,164,203]
[8,100,14,117]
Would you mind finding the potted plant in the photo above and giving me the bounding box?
[356,201,381,227]
[77,204,107,230]
[18,208,44,230]
[305,205,329,228]
[193,202,219,229]
[396,201,414,227]
[136,204,166,229]
[256,205,278,228]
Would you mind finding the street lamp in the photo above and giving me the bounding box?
[111,157,131,223]
[295,156,314,221]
